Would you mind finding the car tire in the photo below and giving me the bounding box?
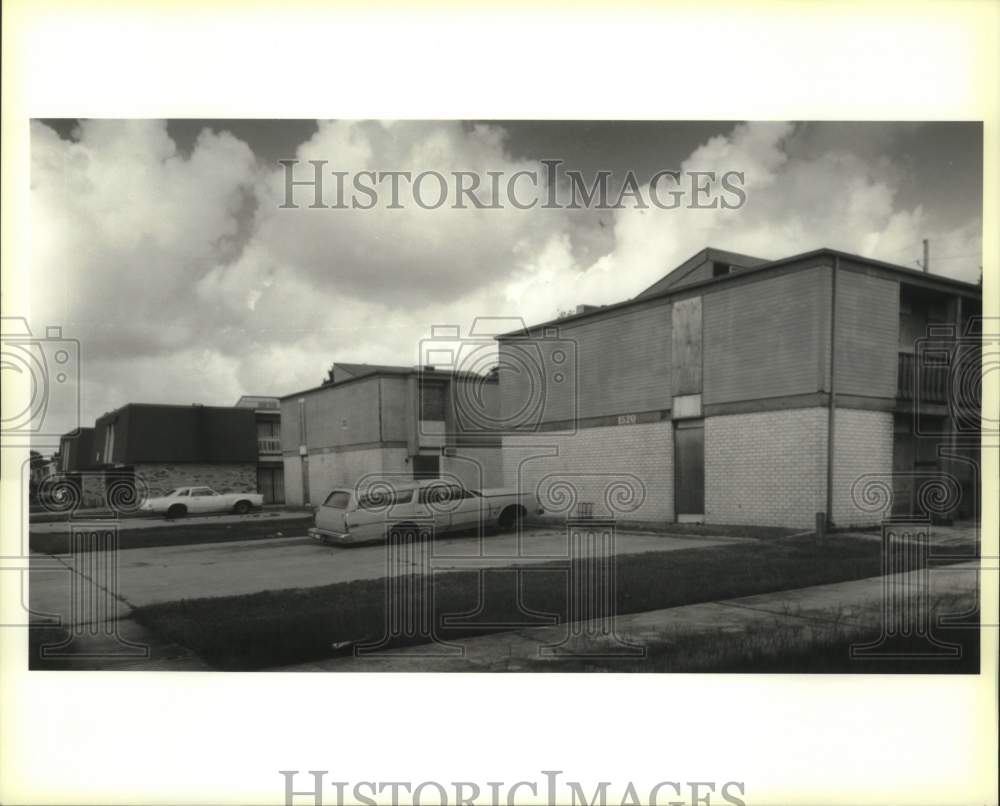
[233,500,252,515]
[166,504,187,519]
[497,505,525,533]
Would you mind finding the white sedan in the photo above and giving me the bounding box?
[140,486,263,518]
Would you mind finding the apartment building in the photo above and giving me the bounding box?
[235,395,285,504]
[279,362,503,505]
[498,247,982,529]
[92,403,258,500]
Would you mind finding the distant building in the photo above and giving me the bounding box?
[499,247,981,529]
[280,363,503,505]
[92,403,258,500]
[235,395,285,504]
[55,427,104,506]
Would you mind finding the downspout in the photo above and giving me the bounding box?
[825,257,839,528]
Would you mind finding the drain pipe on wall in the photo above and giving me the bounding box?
[824,256,840,534]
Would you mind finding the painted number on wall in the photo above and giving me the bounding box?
[617,414,638,426]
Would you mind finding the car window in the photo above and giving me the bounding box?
[323,491,351,508]
[419,485,445,504]
[190,489,214,497]
[358,488,414,510]
[176,489,189,497]
[420,484,463,504]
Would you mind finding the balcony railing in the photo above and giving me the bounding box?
[258,436,281,454]
[897,352,949,403]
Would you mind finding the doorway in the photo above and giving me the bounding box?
[674,419,704,521]
[257,466,285,505]
[412,454,440,480]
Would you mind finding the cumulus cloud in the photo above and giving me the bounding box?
[509,121,982,313]
[27,119,982,431]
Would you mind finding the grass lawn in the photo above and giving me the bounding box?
[517,592,980,674]
[130,534,963,671]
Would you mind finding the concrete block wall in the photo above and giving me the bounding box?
[831,408,893,526]
[502,421,673,521]
[283,447,504,505]
[133,463,257,499]
[705,408,828,528]
[283,456,304,505]
[300,447,411,505]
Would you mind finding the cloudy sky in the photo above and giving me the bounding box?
[29,119,982,434]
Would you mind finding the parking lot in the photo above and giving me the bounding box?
[29,526,746,624]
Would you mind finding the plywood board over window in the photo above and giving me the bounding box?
[672,296,702,396]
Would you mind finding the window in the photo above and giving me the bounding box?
[357,488,414,509]
[419,484,449,505]
[103,421,116,464]
[412,454,440,480]
[176,489,189,497]
[419,382,447,420]
[323,491,351,508]
[712,262,732,277]
[419,484,468,504]
[190,488,215,497]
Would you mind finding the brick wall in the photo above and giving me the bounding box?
[133,463,257,499]
[705,408,828,528]
[831,408,893,526]
[703,266,830,404]
[499,302,672,427]
[834,269,899,398]
[502,420,673,521]
[443,447,503,490]
[80,473,105,508]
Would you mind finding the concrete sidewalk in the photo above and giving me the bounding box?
[275,561,981,672]
[28,528,743,624]
[25,528,748,669]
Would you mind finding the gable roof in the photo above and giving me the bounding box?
[635,247,769,298]
[500,246,981,338]
[332,362,412,379]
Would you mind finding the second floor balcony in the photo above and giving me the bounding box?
[258,436,281,455]
[897,351,949,404]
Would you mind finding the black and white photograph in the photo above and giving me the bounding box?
[1,3,997,806]
[17,117,987,676]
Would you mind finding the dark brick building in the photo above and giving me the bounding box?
[91,403,258,500]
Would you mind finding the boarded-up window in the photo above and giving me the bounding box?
[420,382,447,421]
[671,296,703,395]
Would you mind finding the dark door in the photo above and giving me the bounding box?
[674,420,704,516]
[892,427,915,517]
[257,466,286,505]
[412,454,440,480]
